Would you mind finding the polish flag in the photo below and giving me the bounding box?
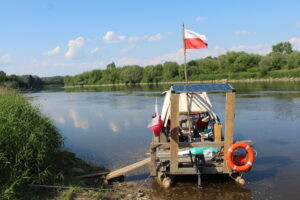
[184,29,208,49]
[148,98,163,137]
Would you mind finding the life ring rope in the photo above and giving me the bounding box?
[226,142,255,172]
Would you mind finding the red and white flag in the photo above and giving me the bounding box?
[148,98,163,137]
[184,29,208,49]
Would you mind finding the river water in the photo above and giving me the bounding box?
[26,82,300,200]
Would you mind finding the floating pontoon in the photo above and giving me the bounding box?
[150,83,255,188]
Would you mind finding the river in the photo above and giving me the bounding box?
[26,82,300,200]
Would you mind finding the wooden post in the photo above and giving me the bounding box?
[214,123,222,142]
[150,147,157,176]
[170,93,180,173]
[223,92,235,173]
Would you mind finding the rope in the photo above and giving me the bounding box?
[136,173,151,192]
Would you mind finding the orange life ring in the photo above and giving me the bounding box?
[226,142,255,172]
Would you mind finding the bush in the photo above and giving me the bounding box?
[0,87,63,199]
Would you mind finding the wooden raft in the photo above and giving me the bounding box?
[105,157,150,181]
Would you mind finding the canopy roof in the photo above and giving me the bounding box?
[171,83,235,93]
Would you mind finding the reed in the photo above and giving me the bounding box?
[0,86,63,199]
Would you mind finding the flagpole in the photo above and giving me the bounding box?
[182,23,188,84]
[182,23,191,141]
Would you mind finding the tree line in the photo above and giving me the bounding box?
[64,42,300,85]
[0,71,64,90]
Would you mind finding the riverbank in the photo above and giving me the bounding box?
[64,77,300,88]
[0,86,151,200]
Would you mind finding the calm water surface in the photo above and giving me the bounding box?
[26,82,300,200]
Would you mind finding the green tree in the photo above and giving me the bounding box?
[287,51,300,69]
[259,52,286,75]
[106,62,116,70]
[120,65,143,84]
[0,71,7,83]
[272,42,293,54]
[143,65,155,83]
[232,53,261,72]
[162,62,179,80]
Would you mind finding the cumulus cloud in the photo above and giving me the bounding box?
[90,47,99,54]
[103,31,126,43]
[69,109,90,129]
[64,36,85,59]
[289,37,300,50]
[235,30,251,35]
[43,46,60,56]
[0,54,12,64]
[230,44,271,54]
[104,31,164,43]
[195,17,206,22]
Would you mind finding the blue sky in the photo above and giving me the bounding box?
[1,0,300,76]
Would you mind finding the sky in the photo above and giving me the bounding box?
[1,0,300,77]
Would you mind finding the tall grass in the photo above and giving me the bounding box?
[0,86,63,199]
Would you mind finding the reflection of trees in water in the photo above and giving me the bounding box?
[64,84,170,93]
[150,175,252,200]
[232,82,300,93]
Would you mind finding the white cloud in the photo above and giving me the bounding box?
[195,17,206,22]
[90,47,99,54]
[128,33,163,42]
[147,33,163,41]
[69,109,90,130]
[103,31,126,43]
[64,36,85,59]
[144,46,226,66]
[235,30,251,35]
[0,54,12,64]
[289,37,300,50]
[122,45,136,53]
[296,21,300,26]
[230,44,271,54]
[43,46,60,56]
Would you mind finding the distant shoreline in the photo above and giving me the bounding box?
[64,77,300,88]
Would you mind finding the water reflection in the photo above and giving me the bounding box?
[26,81,300,200]
[69,109,90,130]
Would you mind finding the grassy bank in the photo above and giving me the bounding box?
[0,87,108,199]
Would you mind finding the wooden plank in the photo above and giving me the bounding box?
[150,147,157,176]
[223,92,236,173]
[170,93,180,173]
[77,172,109,179]
[214,123,222,142]
[105,158,150,180]
[152,140,253,149]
